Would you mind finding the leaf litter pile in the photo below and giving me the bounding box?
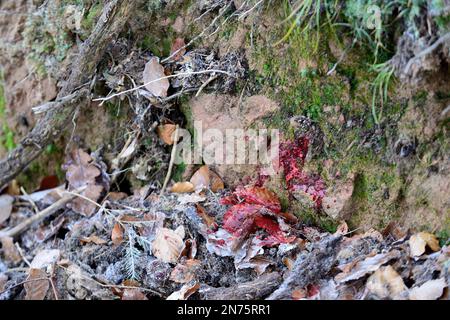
[0,4,448,300]
[0,136,448,300]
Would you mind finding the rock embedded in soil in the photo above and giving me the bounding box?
[322,175,355,220]
[186,93,280,187]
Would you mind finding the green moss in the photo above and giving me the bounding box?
[105,101,125,119]
[295,207,339,233]
[139,34,174,57]
[172,162,187,182]
[437,229,450,247]
[0,83,16,152]
[45,143,59,155]
[81,2,102,32]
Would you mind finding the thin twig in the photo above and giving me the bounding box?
[15,243,31,268]
[195,75,218,97]
[0,187,85,238]
[160,125,179,196]
[161,1,233,63]
[93,70,233,105]
[19,186,39,214]
[404,33,450,75]
[238,0,263,21]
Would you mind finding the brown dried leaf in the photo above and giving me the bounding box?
[35,215,65,243]
[366,265,407,299]
[39,175,59,191]
[157,124,177,145]
[65,149,100,187]
[180,239,197,259]
[143,57,170,98]
[70,184,103,216]
[121,288,148,300]
[210,170,224,192]
[409,278,447,300]
[195,204,217,229]
[80,235,107,245]
[6,180,20,196]
[64,149,108,216]
[335,250,401,283]
[30,249,60,269]
[111,223,124,246]
[0,274,7,292]
[382,222,407,240]
[170,38,186,62]
[24,268,49,300]
[0,237,21,263]
[166,280,199,300]
[171,181,195,193]
[170,259,201,283]
[107,192,128,201]
[0,194,14,224]
[409,232,440,257]
[151,227,185,263]
[292,288,307,300]
[190,165,210,190]
[282,257,295,270]
[334,221,349,235]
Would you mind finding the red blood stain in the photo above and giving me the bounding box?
[221,186,294,246]
[219,138,325,247]
[279,137,326,208]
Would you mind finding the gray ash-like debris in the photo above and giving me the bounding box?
[171,49,247,94]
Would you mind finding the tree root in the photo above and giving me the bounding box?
[0,0,141,188]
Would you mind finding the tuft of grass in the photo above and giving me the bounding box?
[277,0,434,125]
[370,62,395,124]
[0,83,16,152]
[277,0,338,50]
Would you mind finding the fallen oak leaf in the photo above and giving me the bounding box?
[334,221,349,235]
[106,192,128,201]
[24,268,49,300]
[292,288,307,300]
[177,193,206,205]
[63,148,109,216]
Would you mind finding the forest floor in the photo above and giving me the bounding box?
[0,0,449,300]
